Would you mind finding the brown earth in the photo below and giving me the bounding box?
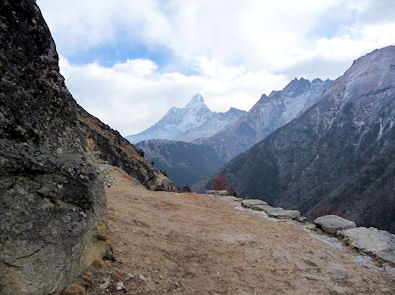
[75,166,394,294]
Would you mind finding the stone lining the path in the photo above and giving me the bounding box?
[206,192,395,266]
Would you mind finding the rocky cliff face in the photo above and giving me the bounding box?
[198,78,333,162]
[211,46,395,233]
[77,106,176,191]
[0,1,174,294]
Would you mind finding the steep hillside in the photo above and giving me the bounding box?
[0,1,174,294]
[126,94,214,143]
[175,107,246,142]
[77,106,176,191]
[211,46,395,232]
[198,78,333,162]
[136,140,223,187]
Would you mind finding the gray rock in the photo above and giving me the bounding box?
[305,274,328,281]
[241,199,268,209]
[340,227,395,265]
[205,190,229,196]
[0,1,176,294]
[314,215,356,234]
[116,281,124,290]
[258,204,284,214]
[326,265,348,279]
[296,216,307,223]
[268,209,301,220]
[99,277,111,289]
[305,223,317,230]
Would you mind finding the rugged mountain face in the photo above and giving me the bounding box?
[126,94,214,143]
[198,78,333,162]
[175,107,246,142]
[126,94,246,144]
[77,106,176,191]
[0,1,175,294]
[211,46,395,233]
[136,140,223,187]
[136,79,330,189]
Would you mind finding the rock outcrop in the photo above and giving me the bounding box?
[0,1,175,294]
[78,107,176,192]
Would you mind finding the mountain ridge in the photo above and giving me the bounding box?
[209,45,395,232]
[197,77,333,162]
[126,94,246,143]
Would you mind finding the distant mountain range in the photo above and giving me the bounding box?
[133,78,333,188]
[197,77,333,162]
[209,46,395,232]
[126,94,246,143]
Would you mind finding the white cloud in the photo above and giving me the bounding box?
[60,56,287,135]
[37,0,395,134]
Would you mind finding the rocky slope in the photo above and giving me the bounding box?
[0,1,174,294]
[126,94,245,143]
[77,106,176,191]
[198,78,333,162]
[136,139,223,187]
[210,46,395,233]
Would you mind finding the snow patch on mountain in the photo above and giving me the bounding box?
[176,107,246,142]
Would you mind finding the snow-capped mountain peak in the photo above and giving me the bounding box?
[126,93,246,144]
[186,93,206,109]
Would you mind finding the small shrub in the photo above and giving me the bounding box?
[180,185,191,193]
[213,176,227,190]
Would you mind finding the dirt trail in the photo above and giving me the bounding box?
[80,166,394,294]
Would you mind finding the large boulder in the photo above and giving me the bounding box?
[0,2,110,293]
[314,215,356,234]
[0,1,175,294]
[340,227,395,265]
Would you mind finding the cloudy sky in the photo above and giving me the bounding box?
[37,0,395,136]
